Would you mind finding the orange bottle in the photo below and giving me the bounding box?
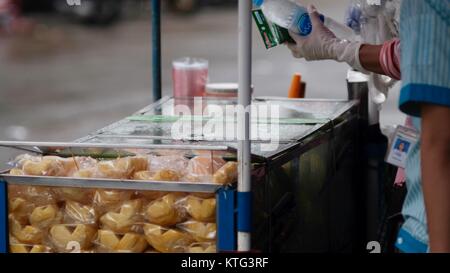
[288,73,304,98]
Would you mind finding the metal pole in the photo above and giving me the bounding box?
[151,0,162,102]
[237,0,252,252]
[362,16,380,126]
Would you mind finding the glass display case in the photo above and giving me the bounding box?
[0,96,360,253]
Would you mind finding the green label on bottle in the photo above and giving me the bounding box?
[252,9,294,49]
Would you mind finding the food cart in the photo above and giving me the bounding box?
[0,96,360,253]
[0,0,364,253]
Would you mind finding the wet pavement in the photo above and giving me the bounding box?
[0,1,405,159]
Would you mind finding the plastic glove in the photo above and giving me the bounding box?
[287,5,368,73]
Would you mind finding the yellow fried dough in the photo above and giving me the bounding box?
[187,242,216,253]
[133,170,152,180]
[65,200,97,224]
[185,156,226,182]
[9,168,24,175]
[8,197,35,225]
[22,158,64,176]
[213,161,238,184]
[134,170,181,182]
[97,230,147,253]
[42,156,78,176]
[184,195,216,222]
[15,186,57,206]
[177,221,216,242]
[143,223,193,253]
[115,156,148,178]
[145,194,183,227]
[72,168,96,178]
[100,199,143,233]
[10,244,51,253]
[29,204,61,229]
[55,187,93,204]
[93,189,133,208]
[10,215,43,244]
[96,156,148,179]
[151,170,181,181]
[49,224,97,250]
[96,161,127,179]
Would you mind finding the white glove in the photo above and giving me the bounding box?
[287,5,368,73]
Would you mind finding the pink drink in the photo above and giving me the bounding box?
[172,58,209,98]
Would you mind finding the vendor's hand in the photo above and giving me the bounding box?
[286,5,338,61]
[286,4,367,73]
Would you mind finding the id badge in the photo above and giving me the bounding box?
[385,125,419,168]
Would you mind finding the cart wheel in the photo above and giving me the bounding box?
[169,0,199,14]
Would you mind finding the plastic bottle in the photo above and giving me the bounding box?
[253,0,355,40]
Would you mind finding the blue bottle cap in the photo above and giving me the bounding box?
[297,13,326,36]
[253,0,264,7]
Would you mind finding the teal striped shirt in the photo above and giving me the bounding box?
[396,0,450,253]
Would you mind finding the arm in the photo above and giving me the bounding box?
[359,40,402,80]
[359,44,384,75]
[287,5,401,79]
[421,105,450,253]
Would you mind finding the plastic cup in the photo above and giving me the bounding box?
[172,57,209,98]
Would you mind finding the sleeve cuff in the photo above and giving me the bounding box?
[399,84,450,117]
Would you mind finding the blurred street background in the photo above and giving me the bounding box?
[0,0,405,146]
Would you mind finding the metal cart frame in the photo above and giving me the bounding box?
[0,141,238,253]
[151,0,342,251]
[0,0,363,253]
[149,0,255,250]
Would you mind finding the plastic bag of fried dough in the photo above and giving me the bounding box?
[148,155,188,172]
[99,199,144,234]
[53,187,95,205]
[11,154,66,177]
[177,195,216,222]
[64,200,98,225]
[11,154,98,177]
[132,155,188,182]
[9,243,52,253]
[9,214,45,245]
[8,185,58,215]
[177,220,216,242]
[185,242,217,253]
[73,156,148,180]
[143,193,186,227]
[9,154,149,180]
[8,185,58,223]
[93,189,134,213]
[9,236,52,253]
[184,156,226,182]
[93,156,148,179]
[143,223,193,253]
[48,223,97,252]
[212,161,238,184]
[95,229,148,253]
